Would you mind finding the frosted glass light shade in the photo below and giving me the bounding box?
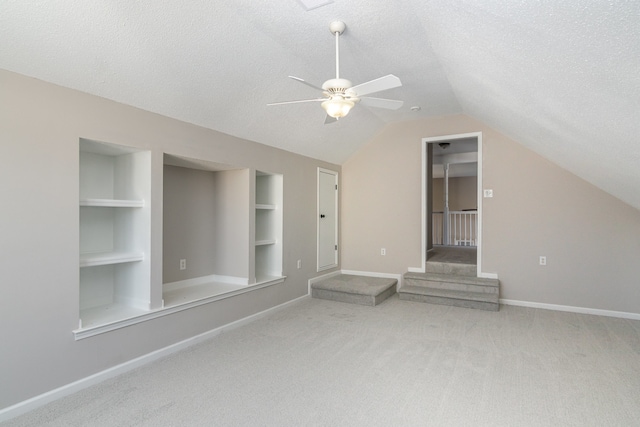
[321,98,354,118]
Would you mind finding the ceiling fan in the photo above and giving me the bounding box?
[268,21,403,124]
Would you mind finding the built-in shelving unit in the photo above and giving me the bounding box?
[74,150,287,339]
[78,139,151,330]
[254,171,283,282]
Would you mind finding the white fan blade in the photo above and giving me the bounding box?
[349,74,402,97]
[267,98,324,106]
[324,115,338,125]
[360,97,404,110]
[289,76,324,92]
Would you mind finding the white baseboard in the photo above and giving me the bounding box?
[478,272,498,279]
[500,299,640,320]
[0,294,309,423]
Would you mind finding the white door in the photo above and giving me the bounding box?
[317,168,338,271]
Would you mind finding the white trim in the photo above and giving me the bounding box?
[74,276,283,340]
[0,294,309,423]
[500,299,640,320]
[478,272,498,279]
[340,269,403,289]
[413,132,491,277]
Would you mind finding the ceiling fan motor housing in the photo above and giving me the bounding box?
[322,78,353,94]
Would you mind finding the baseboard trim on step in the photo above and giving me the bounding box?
[0,294,309,423]
[340,270,403,289]
[500,299,640,320]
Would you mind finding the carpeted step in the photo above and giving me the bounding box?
[404,272,499,294]
[311,274,397,306]
[398,285,499,311]
[424,261,477,277]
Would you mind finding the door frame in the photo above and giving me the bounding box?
[317,167,338,271]
[409,131,491,278]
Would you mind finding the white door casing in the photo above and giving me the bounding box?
[317,168,338,271]
[410,132,486,277]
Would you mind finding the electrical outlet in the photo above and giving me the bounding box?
[539,256,546,266]
[381,248,386,256]
[180,259,186,270]
[297,259,301,269]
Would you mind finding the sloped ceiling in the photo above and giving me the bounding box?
[1,1,639,209]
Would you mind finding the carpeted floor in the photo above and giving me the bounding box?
[4,296,640,426]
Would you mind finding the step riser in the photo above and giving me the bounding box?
[425,262,476,277]
[398,292,499,311]
[404,278,498,294]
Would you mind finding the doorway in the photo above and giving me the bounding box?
[410,132,484,276]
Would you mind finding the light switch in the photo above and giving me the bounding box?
[483,189,493,198]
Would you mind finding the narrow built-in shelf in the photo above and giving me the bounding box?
[80,252,145,267]
[255,204,276,210]
[80,198,144,208]
[255,239,277,246]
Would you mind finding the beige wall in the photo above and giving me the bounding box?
[342,114,640,313]
[0,70,339,409]
[432,176,477,212]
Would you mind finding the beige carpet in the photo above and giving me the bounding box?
[4,296,640,426]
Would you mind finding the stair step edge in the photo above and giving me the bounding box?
[404,272,499,287]
[399,285,499,303]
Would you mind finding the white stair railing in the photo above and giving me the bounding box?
[432,211,477,246]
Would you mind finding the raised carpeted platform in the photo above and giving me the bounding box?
[311,274,397,306]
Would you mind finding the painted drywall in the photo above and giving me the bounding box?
[0,69,339,410]
[342,114,640,313]
[432,177,477,212]
[162,166,251,284]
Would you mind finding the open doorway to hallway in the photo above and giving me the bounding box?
[410,132,484,277]
[431,137,478,247]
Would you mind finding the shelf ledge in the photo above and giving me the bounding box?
[80,252,144,267]
[80,198,145,207]
[73,276,286,340]
[255,239,277,246]
[255,204,276,210]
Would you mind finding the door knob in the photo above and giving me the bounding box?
[320,214,326,218]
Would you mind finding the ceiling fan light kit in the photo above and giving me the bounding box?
[322,96,354,118]
[268,21,403,123]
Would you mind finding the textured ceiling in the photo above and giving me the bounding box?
[1,1,639,209]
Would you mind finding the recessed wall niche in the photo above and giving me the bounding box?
[78,138,152,330]
[162,154,261,307]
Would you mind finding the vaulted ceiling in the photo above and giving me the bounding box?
[2,1,639,209]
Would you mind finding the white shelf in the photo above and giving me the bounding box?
[255,239,276,246]
[256,204,276,210]
[80,198,144,208]
[74,276,286,340]
[80,252,145,267]
[255,171,283,281]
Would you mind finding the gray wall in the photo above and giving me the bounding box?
[0,69,339,409]
[342,114,640,313]
[163,166,250,283]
